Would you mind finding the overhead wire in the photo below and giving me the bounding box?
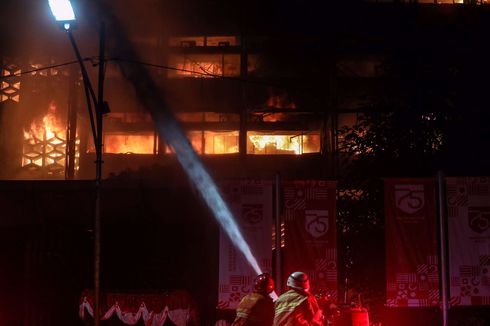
[0,56,322,113]
[0,59,86,79]
[0,56,284,88]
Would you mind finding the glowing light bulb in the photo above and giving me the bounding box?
[48,0,76,22]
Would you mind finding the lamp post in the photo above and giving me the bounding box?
[48,2,105,326]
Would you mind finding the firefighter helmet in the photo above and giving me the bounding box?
[287,271,310,292]
[254,273,275,294]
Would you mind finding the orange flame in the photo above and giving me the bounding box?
[249,135,301,154]
[22,101,79,173]
[103,134,155,154]
[23,102,65,144]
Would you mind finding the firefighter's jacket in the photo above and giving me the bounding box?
[231,292,275,326]
[273,289,323,326]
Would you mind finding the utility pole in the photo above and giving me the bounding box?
[93,22,105,326]
[48,3,106,325]
[66,64,78,180]
[240,32,248,157]
[437,171,449,326]
[275,173,283,294]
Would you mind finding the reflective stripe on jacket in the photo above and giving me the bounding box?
[231,292,274,326]
[273,289,323,326]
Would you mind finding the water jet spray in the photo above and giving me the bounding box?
[87,0,264,276]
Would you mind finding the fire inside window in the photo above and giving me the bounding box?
[100,131,322,156]
[163,131,239,155]
[185,131,239,154]
[97,112,241,155]
[104,133,156,154]
[89,112,320,155]
[167,35,241,78]
[22,103,80,176]
[247,131,320,155]
[89,131,241,155]
[167,54,240,78]
[92,131,321,155]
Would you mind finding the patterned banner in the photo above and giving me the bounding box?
[447,177,490,306]
[384,178,439,307]
[282,180,337,300]
[217,179,273,309]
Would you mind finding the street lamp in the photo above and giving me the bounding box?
[48,2,105,326]
[48,0,77,30]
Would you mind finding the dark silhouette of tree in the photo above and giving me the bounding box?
[334,27,490,322]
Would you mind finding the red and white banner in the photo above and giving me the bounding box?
[384,178,439,307]
[217,179,273,309]
[446,177,490,306]
[79,290,198,326]
[282,180,337,300]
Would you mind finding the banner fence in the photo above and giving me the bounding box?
[384,178,440,307]
[447,177,490,306]
[281,180,338,300]
[217,179,273,309]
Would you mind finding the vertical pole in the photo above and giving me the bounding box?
[65,64,78,180]
[331,112,338,176]
[274,173,282,294]
[94,22,105,326]
[66,23,104,326]
[23,239,32,326]
[344,277,348,303]
[96,23,105,183]
[239,33,248,157]
[437,171,449,326]
[67,30,97,146]
[327,54,338,176]
[240,110,247,156]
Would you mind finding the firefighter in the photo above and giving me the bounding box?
[273,271,323,326]
[231,273,275,326]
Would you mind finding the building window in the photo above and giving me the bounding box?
[87,112,323,156]
[204,131,239,154]
[103,133,156,154]
[179,130,239,154]
[168,36,239,47]
[176,112,239,123]
[95,112,241,155]
[167,35,241,78]
[87,112,156,154]
[87,132,157,155]
[336,57,386,78]
[247,131,321,155]
[167,54,240,78]
[172,112,240,154]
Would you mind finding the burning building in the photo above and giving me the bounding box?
[1,34,327,180]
